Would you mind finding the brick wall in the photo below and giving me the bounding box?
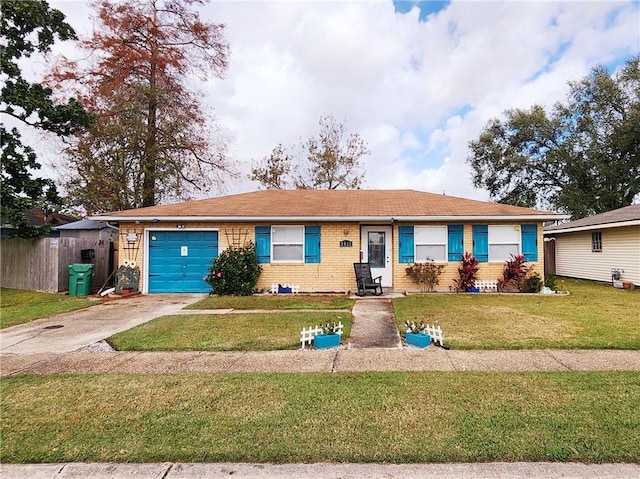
[116,221,545,293]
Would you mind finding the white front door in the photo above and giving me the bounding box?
[360,226,393,287]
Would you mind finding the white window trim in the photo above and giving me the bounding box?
[488,225,521,262]
[591,231,603,253]
[414,226,448,262]
[271,225,304,263]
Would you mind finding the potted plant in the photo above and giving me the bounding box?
[314,322,341,349]
[404,320,431,348]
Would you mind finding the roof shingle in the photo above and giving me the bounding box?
[545,204,640,232]
[94,189,563,220]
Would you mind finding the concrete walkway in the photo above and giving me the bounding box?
[0,294,203,354]
[2,348,640,376]
[2,461,639,479]
[349,298,402,348]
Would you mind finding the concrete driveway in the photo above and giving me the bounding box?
[0,294,203,354]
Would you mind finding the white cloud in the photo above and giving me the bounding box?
[43,0,639,205]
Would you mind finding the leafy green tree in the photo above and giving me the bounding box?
[1,0,92,237]
[468,56,640,219]
[250,115,368,190]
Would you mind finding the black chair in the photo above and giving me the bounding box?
[353,262,383,296]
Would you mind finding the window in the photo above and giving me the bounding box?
[488,225,520,262]
[255,226,321,264]
[592,232,602,252]
[415,226,447,262]
[272,226,304,262]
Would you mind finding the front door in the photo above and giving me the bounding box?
[360,226,393,287]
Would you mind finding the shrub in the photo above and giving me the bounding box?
[453,252,479,292]
[497,254,532,292]
[545,275,558,290]
[206,242,262,296]
[405,259,445,292]
[521,272,543,293]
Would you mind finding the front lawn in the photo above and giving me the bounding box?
[2,372,638,464]
[109,312,351,351]
[393,278,640,349]
[187,294,354,310]
[0,288,95,329]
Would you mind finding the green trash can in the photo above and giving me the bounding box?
[68,264,94,296]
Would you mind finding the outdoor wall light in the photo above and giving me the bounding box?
[343,229,349,236]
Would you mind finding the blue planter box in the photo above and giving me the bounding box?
[314,333,340,349]
[406,332,431,348]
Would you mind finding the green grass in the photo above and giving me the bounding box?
[2,372,639,463]
[0,288,95,329]
[109,312,352,351]
[393,278,640,350]
[187,294,354,310]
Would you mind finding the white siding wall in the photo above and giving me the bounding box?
[554,225,640,285]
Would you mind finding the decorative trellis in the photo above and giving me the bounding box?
[224,228,249,247]
[300,322,344,349]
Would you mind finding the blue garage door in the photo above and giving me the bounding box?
[148,231,218,293]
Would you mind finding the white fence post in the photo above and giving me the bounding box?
[300,321,343,349]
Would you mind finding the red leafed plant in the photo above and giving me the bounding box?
[453,252,479,292]
[497,254,532,292]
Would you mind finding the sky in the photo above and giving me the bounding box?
[39,0,640,202]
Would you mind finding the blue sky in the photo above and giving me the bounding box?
[40,1,640,202]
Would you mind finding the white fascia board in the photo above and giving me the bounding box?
[90,214,566,223]
[544,219,640,235]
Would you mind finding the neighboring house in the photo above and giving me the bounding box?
[0,208,77,238]
[91,189,565,294]
[544,204,640,286]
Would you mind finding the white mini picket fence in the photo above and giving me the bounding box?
[474,280,498,292]
[406,323,445,347]
[300,321,344,349]
[270,283,300,294]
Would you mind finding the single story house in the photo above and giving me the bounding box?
[544,204,640,286]
[91,189,565,294]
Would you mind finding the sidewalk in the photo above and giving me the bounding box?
[2,461,639,479]
[2,348,640,376]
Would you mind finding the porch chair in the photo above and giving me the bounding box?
[353,262,383,296]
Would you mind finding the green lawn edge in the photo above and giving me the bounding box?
[2,371,639,464]
[0,288,95,329]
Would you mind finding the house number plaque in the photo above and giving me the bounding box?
[339,240,353,248]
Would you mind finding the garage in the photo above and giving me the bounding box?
[148,230,218,293]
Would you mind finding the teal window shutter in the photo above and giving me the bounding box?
[304,226,321,263]
[399,226,414,263]
[521,224,538,262]
[255,226,271,263]
[472,225,488,262]
[447,225,464,262]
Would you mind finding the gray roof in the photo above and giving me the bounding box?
[53,219,112,230]
[545,204,640,233]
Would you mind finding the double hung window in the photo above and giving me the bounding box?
[414,226,447,262]
[488,225,520,262]
[272,226,304,262]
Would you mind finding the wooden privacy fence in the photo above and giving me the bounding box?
[1,237,113,293]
